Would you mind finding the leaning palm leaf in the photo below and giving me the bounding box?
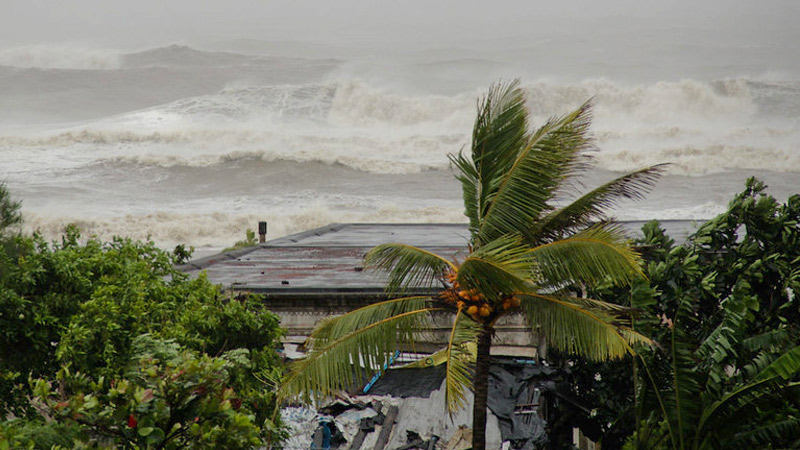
[529,223,642,288]
[452,80,529,235]
[450,151,482,234]
[521,293,650,360]
[280,303,438,404]
[471,80,529,200]
[475,102,594,246]
[457,235,535,299]
[365,243,457,295]
[444,309,480,414]
[534,164,667,241]
[471,80,528,179]
[312,296,434,345]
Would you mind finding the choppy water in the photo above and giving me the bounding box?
[1,42,798,254]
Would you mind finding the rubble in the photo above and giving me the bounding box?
[280,359,556,449]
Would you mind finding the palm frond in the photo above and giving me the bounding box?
[450,151,482,235]
[457,235,535,300]
[365,243,456,295]
[521,292,650,360]
[528,223,643,289]
[475,101,594,246]
[452,79,529,237]
[534,164,667,241]
[444,309,480,414]
[311,296,434,345]
[471,80,529,192]
[280,297,437,404]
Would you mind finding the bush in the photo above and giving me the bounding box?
[22,336,269,449]
[0,197,286,447]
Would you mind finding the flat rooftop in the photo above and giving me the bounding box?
[178,221,701,293]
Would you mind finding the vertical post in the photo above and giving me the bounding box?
[258,221,267,243]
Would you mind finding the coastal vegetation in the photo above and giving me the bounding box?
[279,80,665,450]
[564,178,800,449]
[0,183,285,449]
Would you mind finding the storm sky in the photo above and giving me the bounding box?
[2,0,798,49]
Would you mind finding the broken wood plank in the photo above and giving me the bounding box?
[372,405,398,450]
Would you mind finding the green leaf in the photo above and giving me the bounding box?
[280,297,438,404]
[755,345,800,381]
[474,100,595,247]
[534,164,666,241]
[145,427,165,445]
[529,223,643,288]
[457,235,535,299]
[365,243,456,295]
[455,80,529,236]
[521,293,649,360]
[443,310,480,414]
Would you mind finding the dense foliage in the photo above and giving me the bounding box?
[5,337,266,449]
[558,178,800,449]
[0,185,285,449]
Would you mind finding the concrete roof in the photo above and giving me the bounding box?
[178,221,701,293]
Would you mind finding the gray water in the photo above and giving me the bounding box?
[1,1,799,254]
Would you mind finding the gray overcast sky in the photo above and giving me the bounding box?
[2,0,798,48]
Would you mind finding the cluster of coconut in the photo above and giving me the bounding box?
[440,271,521,321]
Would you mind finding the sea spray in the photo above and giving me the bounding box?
[2,44,799,252]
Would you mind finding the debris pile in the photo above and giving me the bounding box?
[281,360,555,449]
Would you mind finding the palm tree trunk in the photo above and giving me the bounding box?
[471,325,492,450]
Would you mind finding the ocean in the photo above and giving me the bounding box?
[1,33,799,255]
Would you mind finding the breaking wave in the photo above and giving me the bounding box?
[22,204,467,252]
[3,76,800,175]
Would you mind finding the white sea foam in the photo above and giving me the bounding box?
[3,77,799,175]
[22,204,467,251]
[5,71,800,253]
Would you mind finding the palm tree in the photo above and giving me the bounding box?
[280,80,664,449]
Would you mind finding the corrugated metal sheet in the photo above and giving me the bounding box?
[178,221,700,293]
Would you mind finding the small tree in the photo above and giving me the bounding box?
[0,182,22,236]
[280,80,664,449]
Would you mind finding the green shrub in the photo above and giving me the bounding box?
[17,336,270,449]
[0,219,285,444]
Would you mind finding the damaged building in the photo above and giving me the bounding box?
[179,222,695,449]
